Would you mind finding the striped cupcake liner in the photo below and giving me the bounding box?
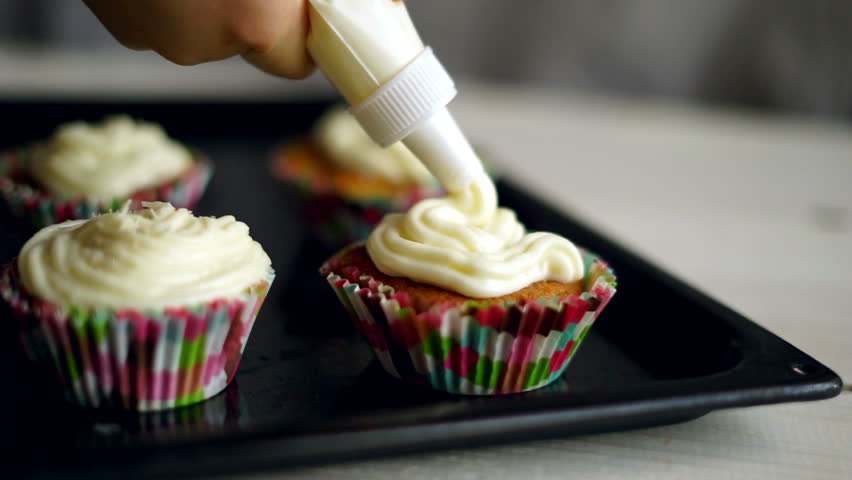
[270,140,445,248]
[0,263,274,412]
[323,251,617,395]
[0,148,213,230]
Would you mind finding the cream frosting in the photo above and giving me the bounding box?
[29,116,193,202]
[17,202,271,310]
[366,171,585,298]
[314,106,433,184]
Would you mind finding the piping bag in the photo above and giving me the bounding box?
[307,0,484,194]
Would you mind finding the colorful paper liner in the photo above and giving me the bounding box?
[292,182,444,248]
[322,250,617,395]
[0,263,274,412]
[0,148,213,230]
[271,142,446,248]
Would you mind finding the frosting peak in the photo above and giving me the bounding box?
[18,202,271,309]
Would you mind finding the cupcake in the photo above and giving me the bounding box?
[0,115,212,229]
[271,106,444,247]
[0,202,274,411]
[321,171,616,395]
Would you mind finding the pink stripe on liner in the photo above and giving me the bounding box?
[549,341,574,374]
[507,335,535,367]
[97,352,113,390]
[140,318,164,343]
[202,352,226,387]
[507,302,550,392]
[357,317,389,351]
[116,355,132,407]
[391,291,412,309]
[444,345,480,378]
[560,299,588,330]
[134,345,150,408]
[476,304,509,330]
[411,312,437,358]
[181,313,208,341]
[517,302,545,337]
[388,316,418,350]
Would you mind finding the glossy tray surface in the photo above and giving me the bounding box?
[0,101,841,479]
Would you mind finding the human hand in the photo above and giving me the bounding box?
[83,0,313,78]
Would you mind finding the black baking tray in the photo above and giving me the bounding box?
[0,100,842,479]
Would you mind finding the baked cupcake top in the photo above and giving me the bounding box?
[314,106,434,185]
[28,116,193,202]
[17,202,271,310]
[366,169,584,299]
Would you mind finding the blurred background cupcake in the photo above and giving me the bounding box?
[270,106,445,248]
[0,115,212,230]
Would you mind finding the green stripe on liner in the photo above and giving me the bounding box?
[469,356,506,390]
[396,307,414,321]
[461,299,491,311]
[420,332,454,361]
[68,308,88,336]
[179,334,206,369]
[91,309,111,346]
[524,357,552,389]
[59,308,85,382]
[173,387,206,408]
[576,324,591,345]
[175,401,206,423]
[64,349,81,382]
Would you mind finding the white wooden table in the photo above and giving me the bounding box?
[1,48,849,479]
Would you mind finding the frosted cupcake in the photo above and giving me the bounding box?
[271,106,444,247]
[0,116,212,229]
[322,170,616,395]
[0,202,274,411]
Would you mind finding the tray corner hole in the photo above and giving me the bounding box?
[790,362,818,377]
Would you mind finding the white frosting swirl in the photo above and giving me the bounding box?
[29,116,193,202]
[314,106,434,184]
[17,202,271,310]
[366,171,584,298]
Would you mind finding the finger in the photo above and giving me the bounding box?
[240,0,315,79]
[85,0,243,65]
[82,0,148,50]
